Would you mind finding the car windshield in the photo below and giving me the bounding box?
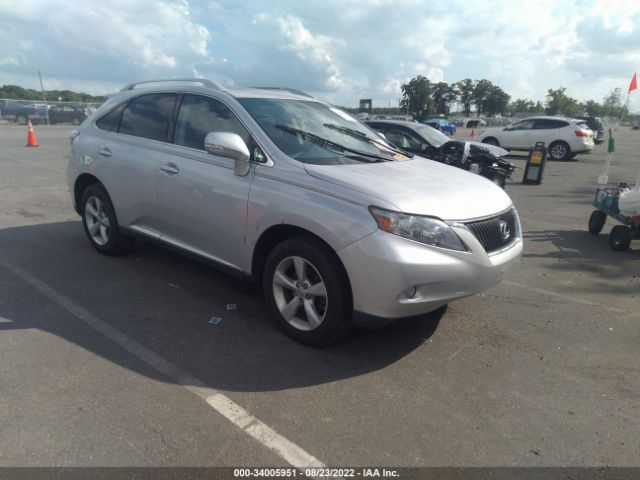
[238,98,405,165]
[413,124,450,148]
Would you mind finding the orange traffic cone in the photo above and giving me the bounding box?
[470,126,477,137]
[26,119,39,147]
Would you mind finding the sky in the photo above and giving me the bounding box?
[1,0,640,111]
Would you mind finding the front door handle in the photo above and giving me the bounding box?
[98,147,112,158]
[160,162,179,175]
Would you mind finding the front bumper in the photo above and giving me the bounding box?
[338,225,522,323]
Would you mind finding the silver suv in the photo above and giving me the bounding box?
[67,78,522,345]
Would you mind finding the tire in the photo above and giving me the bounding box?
[609,225,632,251]
[548,141,571,161]
[16,114,27,126]
[80,184,135,255]
[72,117,81,125]
[588,210,606,234]
[263,236,352,346]
[482,137,499,147]
[492,173,507,188]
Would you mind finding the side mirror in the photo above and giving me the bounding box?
[204,132,251,176]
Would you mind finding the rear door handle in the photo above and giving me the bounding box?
[160,162,179,175]
[98,147,112,158]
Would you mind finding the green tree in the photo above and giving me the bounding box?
[532,101,545,113]
[602,88,626,118]
[400,75,434,119]
[584,100,602,117]
[455,78,474,116]
[545,87,580,116]
[483,85,510,116]
[471,79,494,117]
[510,98,533,114]
[431,82,457,114]
[0,84,102,103]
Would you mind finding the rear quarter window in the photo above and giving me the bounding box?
[118,93,177,142]
[96,103,126,132]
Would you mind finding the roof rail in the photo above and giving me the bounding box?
[253,87,315,99]
[120,78,225,92]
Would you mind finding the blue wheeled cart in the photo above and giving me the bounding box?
[588,184,640,251]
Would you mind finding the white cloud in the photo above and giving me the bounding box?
[1,0,640,110]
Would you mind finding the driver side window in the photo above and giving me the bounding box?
[384,127,422,151]
[173,94,250,151]
[512,119,535,130]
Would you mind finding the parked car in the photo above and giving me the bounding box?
[574,116,605,145]
[366,119,515,187]
[68,78,522,345]
[477,116,594,161]
[0,99,46,125]
[465,119,486,128]
[422,118,456,135]
[48,104,87,125]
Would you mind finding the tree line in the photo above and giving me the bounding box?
[0,84,103,103]
[400,76,632,121]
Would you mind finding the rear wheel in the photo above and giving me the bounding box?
[548,141,571,161]
[16,114,27,125]
[588,210,606,234]
[263,236,351,346]
[80,184,135,255]
[609,225,632,251]
[482,137,499,147]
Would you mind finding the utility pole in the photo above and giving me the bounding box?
[38,70,50,125]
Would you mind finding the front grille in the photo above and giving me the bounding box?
[465,208,518,253]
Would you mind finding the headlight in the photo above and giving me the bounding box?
[369,207,467,251]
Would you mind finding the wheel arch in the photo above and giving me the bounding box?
[251,224,353,299]
[74,173,104,214]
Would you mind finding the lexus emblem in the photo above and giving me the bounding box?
[499,220,511,241]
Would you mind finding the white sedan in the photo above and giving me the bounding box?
[477,116,594,161]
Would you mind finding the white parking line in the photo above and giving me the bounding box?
[0,259,325,469]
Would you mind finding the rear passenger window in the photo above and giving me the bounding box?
[119,93,176,142]
[96,103,126,132]
[173,94,250,150]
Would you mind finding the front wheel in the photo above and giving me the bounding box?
[588,210,606,234]
[263,236,352,346]
[80,184,135,255]
[548,141,571,161]
[482,137,499,147]
[16,114,27,125]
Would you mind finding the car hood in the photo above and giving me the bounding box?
[440,139,508,158]
[305,158,513,221]
[466,140,508,157]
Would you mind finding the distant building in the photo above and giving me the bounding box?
[359,99,372,113]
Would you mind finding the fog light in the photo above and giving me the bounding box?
[404,286,417,299]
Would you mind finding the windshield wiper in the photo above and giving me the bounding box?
[275,125,390,162]
[322,123,414,158]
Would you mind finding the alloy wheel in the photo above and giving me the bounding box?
[272,256,328,331]
[84,195,111,246]
[550,143,567,160]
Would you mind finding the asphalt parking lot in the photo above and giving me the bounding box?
[0,124,638,468]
